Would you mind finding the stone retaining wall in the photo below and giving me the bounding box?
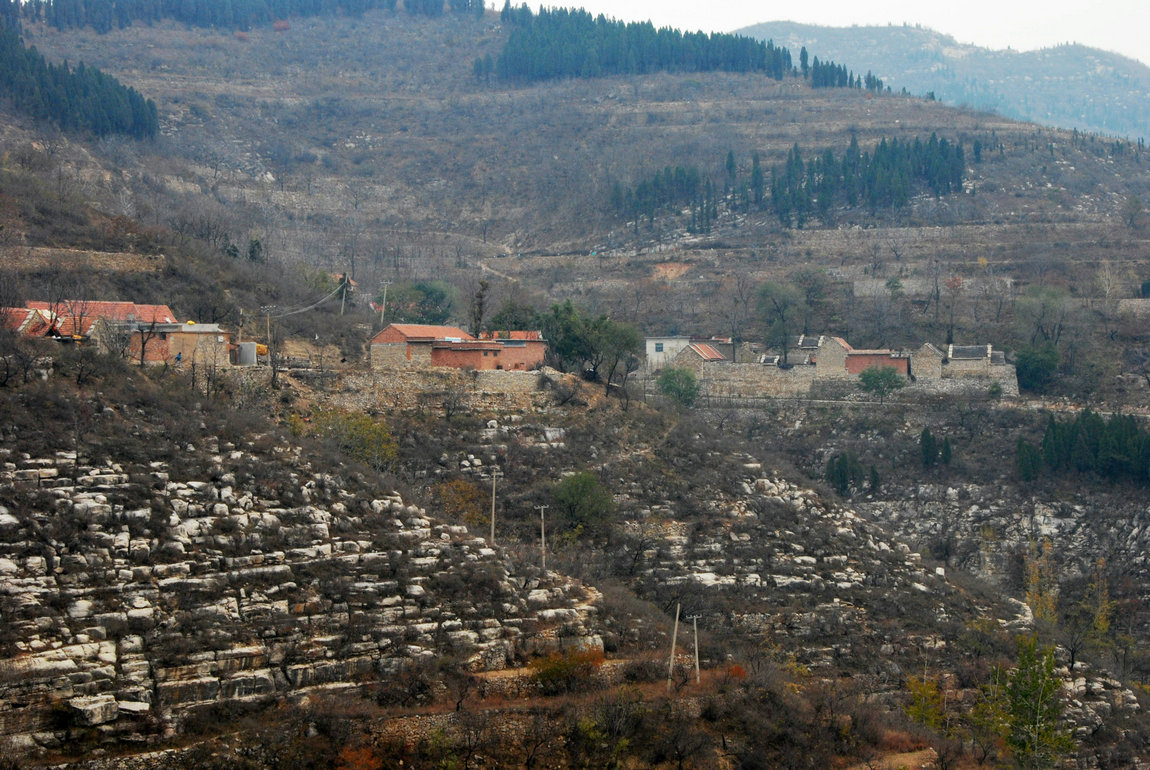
[339,368,551,414]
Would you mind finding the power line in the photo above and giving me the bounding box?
[268,282,345,319]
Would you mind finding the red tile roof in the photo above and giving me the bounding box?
[1,307,37,332]
[384,324,474,340]
[688,342,725,361]
[830,336,853,351]
[25,301,176,337]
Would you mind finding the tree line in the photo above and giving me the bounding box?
[495,4,793,82]
[611,134,965,229]
[1018,411,1150,485]
[23,0,483,33]
[0,19,158,138]
[807,55,884,92]
[609,165,720,234]
[772,134,965,225]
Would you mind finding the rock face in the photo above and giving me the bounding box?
[0,449,601,755]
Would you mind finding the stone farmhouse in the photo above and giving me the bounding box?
[646,332,1018,398]
[645,335,734,371]
[370,324,546,371]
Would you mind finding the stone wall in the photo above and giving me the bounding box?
[700,362,818,399]
[1118,298,1150,318]
[945,357,992,378]
[370,342,433,370]
[853,277,933,297]
[685,357,1017,401]
[341,368,550,414]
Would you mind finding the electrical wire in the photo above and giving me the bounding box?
[265,281,346,319]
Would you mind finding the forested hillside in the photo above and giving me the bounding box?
[0,0,156,138]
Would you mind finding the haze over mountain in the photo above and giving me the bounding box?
[740,21,1150,140]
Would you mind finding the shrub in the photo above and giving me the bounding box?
[1015,344,1059,393]
[530,649,605,695]
[310,409,397,471]
[434,478,486,528]
[656,366,700,408]
[552,470,614,533]
[858,365,905,403]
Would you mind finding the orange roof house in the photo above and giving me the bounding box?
[478,330,547,371]
[25,301,176,339]
[669,341,727,373]
[1,307,53,336]
[843,349,910,376]
[371,324,546,371]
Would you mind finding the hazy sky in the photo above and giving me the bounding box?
[562,0,1150,68]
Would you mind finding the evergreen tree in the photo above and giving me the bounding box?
[750,151,764,206]
[921,427,938,468]
[1017,437,1043,482]
[1006,636,1075,767]
[868,464,881,493]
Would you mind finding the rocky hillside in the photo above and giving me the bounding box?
[0,419,600,755]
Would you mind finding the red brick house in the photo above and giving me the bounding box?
[477,330,547,371]
[371,324,546,371]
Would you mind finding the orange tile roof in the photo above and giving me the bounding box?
[386,324,474,340]
[25,301,176,337]
[1,307,36,332]
[688,342,725,361]
[830,336,853,351]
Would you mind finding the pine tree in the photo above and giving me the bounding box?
[921,428,938,468]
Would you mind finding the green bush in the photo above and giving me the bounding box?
[552,470,615,533]
[656,366,700,408]
[1015,344,1059,393]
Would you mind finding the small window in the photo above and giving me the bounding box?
[483,350,488,356]
[655,342,664,352]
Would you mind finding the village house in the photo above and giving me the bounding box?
[668,341,727,373]
[1,307,53,337]
[644,336,691,370]
[25,300,177,341]
[370,324,546,371]
[645,330,1017,399]
[644,335,734,371]
[9,301,233,367]
[128,322,233,367]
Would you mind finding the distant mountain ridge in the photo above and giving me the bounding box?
[739,21,1150,140]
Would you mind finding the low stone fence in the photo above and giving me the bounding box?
[339,368,552,414]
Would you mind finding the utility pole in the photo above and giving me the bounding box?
[687,614,702,684]
[378,280,392,326]
[667,602,680,692]
[535,504,548,571]
[489,468,502,545]
[339,273,348,316]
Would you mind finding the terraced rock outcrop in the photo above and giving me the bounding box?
[0,445,601,755]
